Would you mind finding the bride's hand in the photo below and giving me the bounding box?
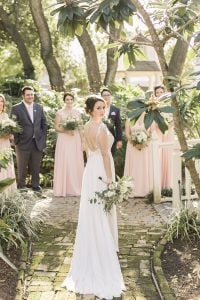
[99,177,112,185]
[106,178,112,185]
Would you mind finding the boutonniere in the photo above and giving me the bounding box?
[111,111,116,116]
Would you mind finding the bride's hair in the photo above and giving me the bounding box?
[85,95,105,114]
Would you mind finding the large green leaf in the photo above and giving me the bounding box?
[159,106,175,113]
[153,111,168,133]
[144,111,154,129]
[182,144,200,160]
[127,107,146,120]
[57,7,69,28]
[127,99,145,109]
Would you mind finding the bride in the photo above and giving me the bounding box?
[61,95,125,299]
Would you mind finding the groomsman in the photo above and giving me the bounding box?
[11,86,47,191]
[101,88,123,155]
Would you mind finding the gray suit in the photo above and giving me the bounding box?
[11,102,47,189]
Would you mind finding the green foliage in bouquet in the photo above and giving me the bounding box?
[90,176,133,214]
[0,118,22,137]
[61,117,80,131]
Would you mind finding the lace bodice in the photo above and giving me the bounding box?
[86,123,114,156]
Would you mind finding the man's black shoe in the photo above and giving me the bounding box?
[32,186,42,192]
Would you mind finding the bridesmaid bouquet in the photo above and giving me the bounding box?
[130,129,151,150]
[90,176,133,214]
[0,118,22,138]
[61,117,80,131]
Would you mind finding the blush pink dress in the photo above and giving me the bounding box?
[153,123,174,189]
[53,108,84,197]
[0,113,17,196]
[124,116,153,197]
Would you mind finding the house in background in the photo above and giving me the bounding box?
[112,42,163,91]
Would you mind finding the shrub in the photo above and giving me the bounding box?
[166,209,200,242]
[0,193,46,250]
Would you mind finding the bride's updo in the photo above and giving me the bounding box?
[85,95,105,114]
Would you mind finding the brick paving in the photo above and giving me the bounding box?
[15,190,172,300]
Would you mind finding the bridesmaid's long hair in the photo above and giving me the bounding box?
[85,95,105,114]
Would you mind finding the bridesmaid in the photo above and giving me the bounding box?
[124,113,153,197]
[53,92,84,197]
[0,94,17,196]
[154,86,174,189]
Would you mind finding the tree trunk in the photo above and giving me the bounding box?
[0,5,35,79]
[131,0,200,198]
[168,37,191,77]
[103,24,121,86]
[29,0,64,91]
[76,28,102,93]
[167,37,200,197]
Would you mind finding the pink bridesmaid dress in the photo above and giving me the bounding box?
[0,113,17,196]
[124,115,153,197]
[154,123,174,189]
[53,108,84,197]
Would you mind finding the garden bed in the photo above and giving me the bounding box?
[0,247,21,299]
[161,238,200,299]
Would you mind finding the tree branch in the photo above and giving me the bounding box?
[130,0,168,77]
[161,13,200,45]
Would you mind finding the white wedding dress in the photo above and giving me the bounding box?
[62,123,125,299]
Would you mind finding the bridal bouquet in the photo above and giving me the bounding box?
[130,129,151,150]
[90,176,133,214]
[0,118,22,138]
[60,117,80,131]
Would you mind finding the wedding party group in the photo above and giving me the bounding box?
[0,85,174,299]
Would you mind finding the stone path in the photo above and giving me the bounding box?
[16,190,173,300]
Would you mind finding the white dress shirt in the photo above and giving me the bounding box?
[105,106,110,119]
[23,101,34,123]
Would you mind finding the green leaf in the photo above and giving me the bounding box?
[182,143,200,160]
[127,99,145,110]
[50,5,65,17]
[153,111,168,134]
[144,111,154,129]
[0,178,15,192]
[123,53,130,69]
[197,81,200,90]
[159,106,175,113]
[127,108,146,120]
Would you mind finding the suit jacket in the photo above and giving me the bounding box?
[108,104,122,143]
[11,102,48,151]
